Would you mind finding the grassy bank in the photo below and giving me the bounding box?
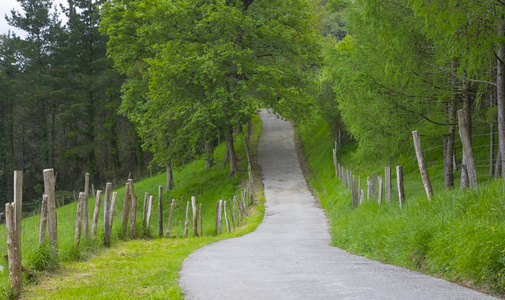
[0,115,264,299]
[298,116,505,296]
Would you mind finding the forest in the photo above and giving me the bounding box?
[1,0,504,209]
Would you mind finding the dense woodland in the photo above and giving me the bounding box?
[1,0,505,207]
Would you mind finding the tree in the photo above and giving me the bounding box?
[101,0,321,177]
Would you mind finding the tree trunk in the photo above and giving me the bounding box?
[497,12,505,179]
[165,163,175,191]
[203,137,215,169]
[226,127,239,177]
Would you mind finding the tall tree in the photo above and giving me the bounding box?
[101,0,321,177]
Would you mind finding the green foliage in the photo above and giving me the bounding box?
[28,242,59,272]
[101,0,321,171]
[299,116,505,295]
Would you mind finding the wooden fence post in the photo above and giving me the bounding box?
[166,199,175,237]
[75,192,85,248]
[228,200,235,230]
[397,166,405,207]
[184,201,190,238]
[83,173,90,238]
[367,177,371,199]
[412,130,434,200]
[385,167,391,203]
[5,203,21,296]
[103,183,112,247]
[378,176,383,204]
[121,182,131,237]
[146,195,154,228]
[43,169,57,250]
[92,190,102,241]
[142,192,149,229]
[39,195,48,244]
[129,179,137,239]
[224,200,231,233]
[159,186,164,238]
[109,192,118,231]
[233,197,239,226]
[199,203,203,237]
[192,196,198,237]
[457,110,478,188]
[359,190,364,204]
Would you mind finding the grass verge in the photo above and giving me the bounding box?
[0,114,264,299]
[297,115,505,297]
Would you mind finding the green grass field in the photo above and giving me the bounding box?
[0,115,264,299]
[298,116,505,296]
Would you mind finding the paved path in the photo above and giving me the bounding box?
[179,110,496,299]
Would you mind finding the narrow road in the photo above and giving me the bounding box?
[179,110,496,299]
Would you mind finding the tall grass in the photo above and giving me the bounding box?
[298,116,505,295]
[0,114,264,299]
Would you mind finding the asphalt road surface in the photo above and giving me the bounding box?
[179,109,496,300]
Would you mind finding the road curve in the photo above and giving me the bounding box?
[179,110,496,300]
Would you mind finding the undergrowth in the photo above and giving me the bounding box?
[298,115,505,296]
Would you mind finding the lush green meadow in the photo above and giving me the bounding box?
[298,116,505,296]
[0,115,264,299]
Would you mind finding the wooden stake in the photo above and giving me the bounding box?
[43,169,57,250]
[159,186,163,238]
[121,182,131,237]
[109,192,118,231]
[83,173,90,238]
[412,131,434,200]
[367,177,371,199]
[191,196,198,237]
[146,195,154,228]
[92,190,102,241]
[184,201,190,238]
[142,192,149,229]
[457,110,478,188]
[228,199,235,230]
[129,179,137,239]
[397,166,405,207]
[359,190,365,204]
[75,192,84,248]
[233,196,239,225]
[5,203,21,296]
[39,195,48,244]
[91,183,95,198]
[224,200,231,233]
[103,183,112,247]
[166,199,175,237]
[385,167,391,203]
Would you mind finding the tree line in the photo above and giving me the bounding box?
[316,0,505,188]
[0,0,322,207]
[0,0,147,207]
